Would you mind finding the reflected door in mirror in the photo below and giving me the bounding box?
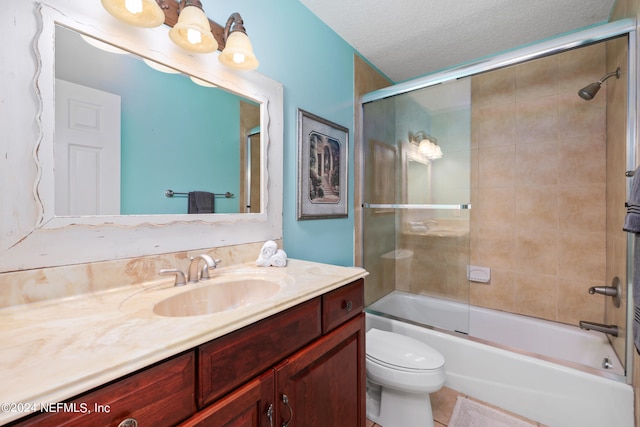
[55,79,121,215]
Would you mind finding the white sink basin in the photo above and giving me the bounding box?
[153,279,281,317]
[119,270,290,317]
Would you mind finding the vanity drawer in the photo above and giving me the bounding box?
[322,279,364,333]
[12,352,196,427]
[197,298,321,408]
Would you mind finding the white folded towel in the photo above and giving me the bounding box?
[255,255,271,267]
[270,249,288,267]
[256,241,287,267]
[261,240,278,258]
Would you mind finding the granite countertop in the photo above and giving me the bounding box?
[0,259,367,424]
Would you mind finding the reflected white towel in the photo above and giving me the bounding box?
[270,249,287,268]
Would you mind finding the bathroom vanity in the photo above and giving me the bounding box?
[1,3,365,425]
[3,261,366,426]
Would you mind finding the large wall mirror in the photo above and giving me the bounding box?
[0,1,283,272]
[55,25,261,216]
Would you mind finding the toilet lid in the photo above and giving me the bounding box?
[366,328,444,371]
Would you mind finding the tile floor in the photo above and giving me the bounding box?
[365,386,547,427]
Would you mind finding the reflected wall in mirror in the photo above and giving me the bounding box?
[54,25,261,216]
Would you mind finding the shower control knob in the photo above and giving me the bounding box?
[588,286,618,297]
[588,277,622,308]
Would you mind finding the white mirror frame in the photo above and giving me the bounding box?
[0,1,283,272]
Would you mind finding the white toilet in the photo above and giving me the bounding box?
[366,328,445,427]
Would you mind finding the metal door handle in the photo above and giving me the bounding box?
[117,419,137,427]
[266,403,274,427]
[282,394,293,427]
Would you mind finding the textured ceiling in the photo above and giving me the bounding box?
[299,0,617,83]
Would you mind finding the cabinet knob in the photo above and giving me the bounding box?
[342,300,353,312]
[117,418,138,427]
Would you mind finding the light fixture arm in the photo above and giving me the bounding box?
[178,0,204,13]
[408,131,437,145]
[224,12,248,38]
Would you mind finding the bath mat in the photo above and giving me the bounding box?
[448,396,537,427]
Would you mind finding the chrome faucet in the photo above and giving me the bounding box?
[187,254,219,283]
[579,321,619,337]
[159,269,187,287]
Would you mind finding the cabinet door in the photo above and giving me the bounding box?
[198,298,321,408]
[274,314,365,427]
[12,352,196,427]
[179,371,274,427]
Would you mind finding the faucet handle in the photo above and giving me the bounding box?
[159,269,187,287]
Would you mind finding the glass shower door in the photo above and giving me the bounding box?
[362,78,473,334]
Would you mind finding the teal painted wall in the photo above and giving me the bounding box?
[209,0,357,266]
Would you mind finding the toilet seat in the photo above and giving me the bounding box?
[366,328,444,371]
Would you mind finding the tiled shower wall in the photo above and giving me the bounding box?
[469,42,610,325]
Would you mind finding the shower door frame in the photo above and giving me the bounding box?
[359,18,638,384]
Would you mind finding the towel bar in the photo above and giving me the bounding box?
[165,189,234,198]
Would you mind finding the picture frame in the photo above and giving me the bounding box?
[297,109,349,220]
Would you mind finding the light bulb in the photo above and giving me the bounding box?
[187,28,202,45]
[233,53,246,64]
[125,0,143,14]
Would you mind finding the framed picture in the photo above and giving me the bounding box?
[297,109,349,220]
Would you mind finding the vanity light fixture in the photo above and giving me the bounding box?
[168,0,218,53]
[218,13,259,71]
[100,0,165,28]
[101,0,259,68]
[409,131,443,160]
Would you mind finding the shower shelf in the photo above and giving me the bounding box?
[362,203,471,210]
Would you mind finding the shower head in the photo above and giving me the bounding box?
[578,67,620,100]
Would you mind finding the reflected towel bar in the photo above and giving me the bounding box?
[165,189,234,198]
[362,203,471,210]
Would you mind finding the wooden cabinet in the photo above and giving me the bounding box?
[10,279,365,427]
[197,299,321,408]
[321,279,364,333]
[11,352,196,427]
[275,314,365,427]
[179,371,275,427]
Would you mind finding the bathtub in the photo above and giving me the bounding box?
[366,291,634,427]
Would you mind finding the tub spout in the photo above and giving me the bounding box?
[578,321,618,337]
